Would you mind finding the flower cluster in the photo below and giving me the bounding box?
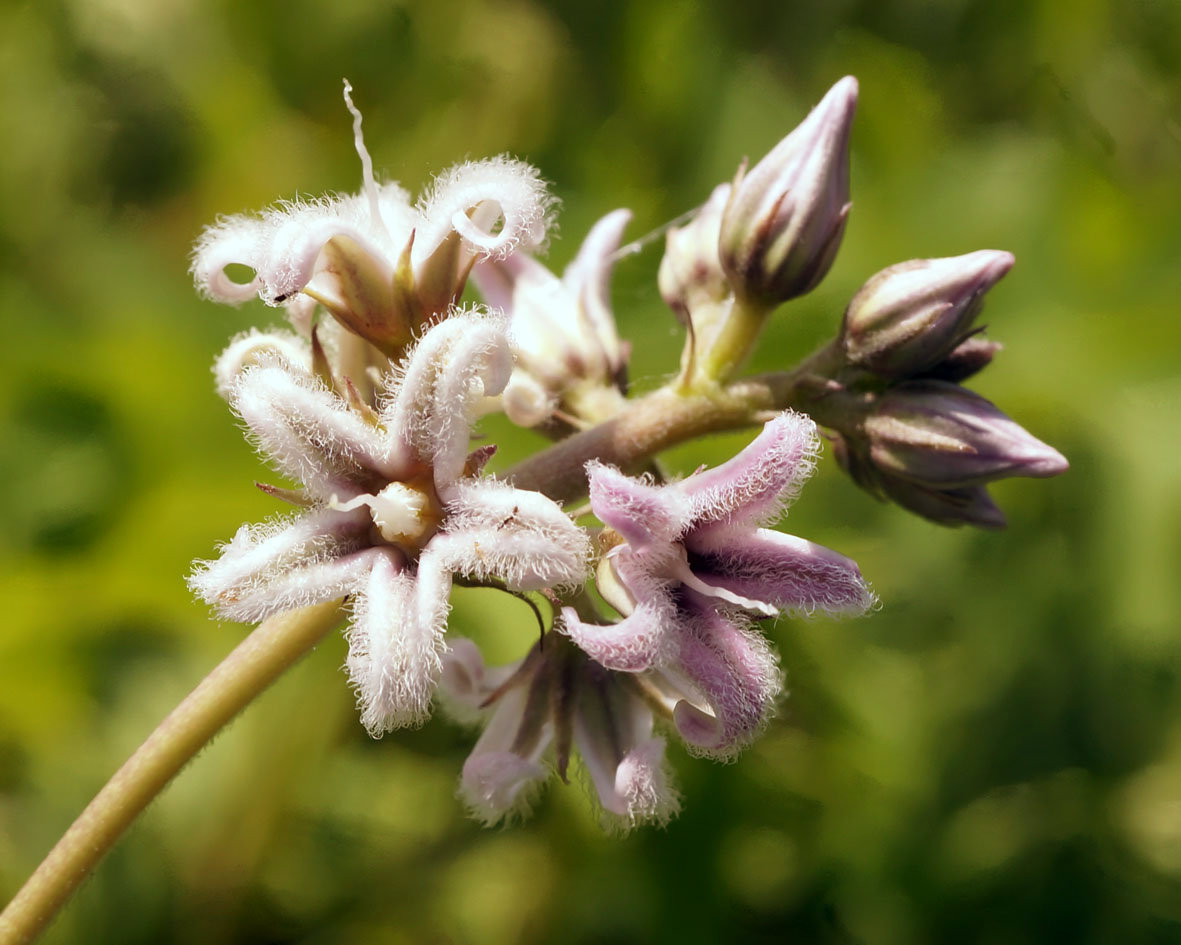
[190,78,1066,829]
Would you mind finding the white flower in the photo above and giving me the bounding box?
[191,82,556,358]
[190,309,591,735]
[471,209,631,426]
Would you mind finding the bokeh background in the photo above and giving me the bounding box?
[2,0,1179,942]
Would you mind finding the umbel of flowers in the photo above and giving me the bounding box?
[189,77,1066,829]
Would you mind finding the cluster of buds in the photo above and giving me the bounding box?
[187,77,1066,830]
[659,77,857,385]
[817,252,1068,527]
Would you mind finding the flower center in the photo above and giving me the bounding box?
[331,481,440,548]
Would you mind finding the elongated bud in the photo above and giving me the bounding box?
[842,250,1014,378]
[719,76,857,304]
[865,381,1069,488]
[659,183,731,320]
[878,476,1007,529]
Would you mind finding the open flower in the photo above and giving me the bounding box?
[560,411,873,757]
[192,83,555,356]
[471,208,632,426]
[190,309,590,734]
[439,634,679,831]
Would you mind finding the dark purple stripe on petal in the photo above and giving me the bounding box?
[687,527,873,616]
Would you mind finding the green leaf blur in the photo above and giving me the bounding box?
[1,1,1179,942]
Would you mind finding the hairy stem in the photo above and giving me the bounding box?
[0,600,344,945]
[506,341,844,503]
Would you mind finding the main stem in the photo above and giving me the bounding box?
[0,600,344,945]
[506,343,844,503]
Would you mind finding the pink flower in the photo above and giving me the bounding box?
[439,635,679,831]
[190,310,590,735]
[561,411,873,757]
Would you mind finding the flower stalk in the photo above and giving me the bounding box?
[0,601,344,945]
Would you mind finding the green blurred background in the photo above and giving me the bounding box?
[1,0,1179,942]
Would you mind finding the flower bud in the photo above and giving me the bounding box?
[919,336,1003,383]
[864,381,1069,487]
[877,477,1007,529]
[658,182,731,321]
[842,250,1014,378]
[719,76,857,304]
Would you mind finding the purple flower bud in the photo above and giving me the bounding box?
[841,251,1014,379]
[877,476,1007,529]
[918,336,1003,383]
[719,76,857,304]
[865,381,1069,488]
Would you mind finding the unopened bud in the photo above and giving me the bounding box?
[919,336,1003,383]
[719,76,857,304]
[878,477,1007,529]
[658,183,731,320]
[865,381,1068,488]
[842,250,1014,378]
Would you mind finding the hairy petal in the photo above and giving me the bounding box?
[668,604,782,759]
[213,329,311,399]
[457,671,554,826]
[441,478,590,591]
[231,360,393,497]
[612,737,679,829]
[572,668,678,829]
[188,509,376,622]
[561,555,677,672]
[414,157,555,264]
[687,526,874,616]
[192,186,415,306]
[384,309,512,484]
[679,411,819,528]
[586,461,692,551]
[347,550,451,734]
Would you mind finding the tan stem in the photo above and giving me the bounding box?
[0,600,344,945]
[505,350,843,505]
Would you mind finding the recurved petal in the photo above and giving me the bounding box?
[686,526,874,616]
[439,479,591,591]
[560,585,676,674]
[563,208,631,375]
[679,411,819,529]
[457,669,554,825]
[413,157,555,264]
[666,604,782,759]
[346,549,452,734]
[586,461,692,550]
[383,309,513,484]
[231,360,395,496]
[213,329,311,399]
[188,509,378,622]
[193,185,415,307]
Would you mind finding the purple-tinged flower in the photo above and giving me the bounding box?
[719,76,858,305]
[439,634,679,831]
[190,309,590,735]
[560,412,873,757]
[192,83,555,355]
[471,209,632,427]
[841,251,1015,379]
